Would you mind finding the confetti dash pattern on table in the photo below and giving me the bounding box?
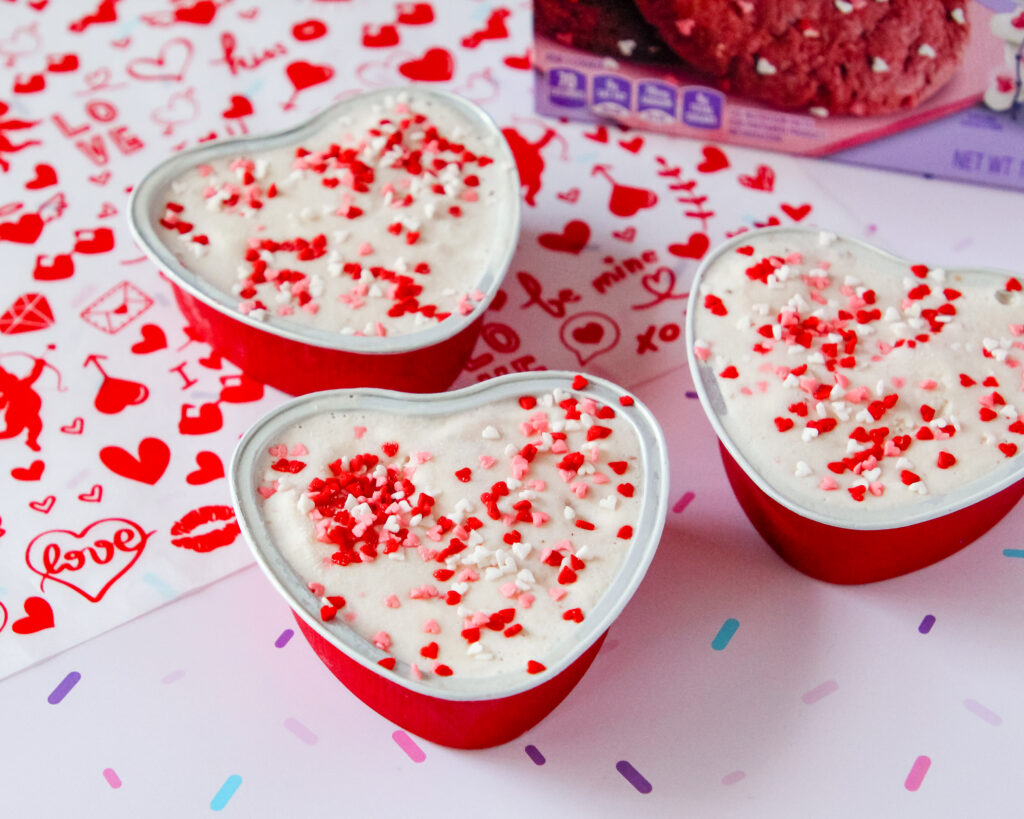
[525,745,546,765]
[904,756,931,792]
[162,670,186,684]
[48,671,81,704]
[918,615,936,634]
[1002,549,1024,559]
[210,775,243,811]
[721,770,746,786]
[672,491,695,514]
[102,768,122,789]
[801,679,838,705]
[275,629,294,648]
[284,717,319,745]
[393,730,426,763]
[712,619,740,651]
[963,699,1002,726]
[616,760,653,794]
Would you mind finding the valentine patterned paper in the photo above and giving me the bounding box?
[0,0,986,680]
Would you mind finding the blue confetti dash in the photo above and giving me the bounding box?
[1002,549,1024,559]
[918,615,936,634]
[525,744,546,766]
[616,760,652,794]
[142,572,177,601]
[210,775,242,811]
[275,629,294,648]
[711,618,740,651]
[48,671,81,704]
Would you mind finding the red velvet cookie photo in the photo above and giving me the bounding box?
[534,0,678,62]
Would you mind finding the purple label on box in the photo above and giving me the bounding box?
[547,68,587,109]
[638,81,677,118]
[593,75,631,109]
[681,88,724,130]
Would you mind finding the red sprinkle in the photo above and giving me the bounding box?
[562,608,584,623]
[900,470,921,485]
[999,443,1019,457]
[619,395,635,406]
[527,660,546,674]
[572,374,588,389]
[419,642,439,659]
[519,395,537,410]
[433,664,453,677]
[608,461,628,475]
[617,525,633,539]
[936,451,957,469]
[377,657,396,670]
[455,467,472,482]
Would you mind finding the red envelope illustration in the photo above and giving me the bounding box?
[80,280,153,334]
[0,292,54,334]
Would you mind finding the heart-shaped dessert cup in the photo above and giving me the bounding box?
[230,371,669,748]
[687,227,1024,585]
[128,87,520,396]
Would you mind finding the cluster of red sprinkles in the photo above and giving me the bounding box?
[260,379,643,680]
[697,239,1023,503]
[159,95,496,330]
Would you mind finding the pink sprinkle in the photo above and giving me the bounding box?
[528,480,546,491]
[592,472,609,484]
[373,632,392,650]
[819,477,839,491]
[423,619,440,634]
[410,663,422,680]
[197,164,214,176]
[571,482,588,498]
[257,485,276,499]
[548,587,568,601]
[785,251,803,264]
[384,594,401,608]
[308,582,325,596]
[519,593,535,608]
[353,426,367,438]
[845,386,870,403]
[479,454,497,469]
[531,512,550,526]
[891,376,906,389]
[694,346,711,361]
[919,379,937,390]
[291,443,308,456]
[358,242,374,256]
[1010,324,1024,336]
[457,568,479,582]
[268,444,288,457]
[500,582,518,598]
[461,189,478,202]
[869,482,885,496]
[412,451,432,464]
[551,439,569,454]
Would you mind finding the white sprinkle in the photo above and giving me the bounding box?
[918,43,936,58]
[481,425,501,440]
[950,7,965,24]
[871,57,890,73]
[834,0,853,12]
[809,106,829,118]
[794,461,813,477]
[755,57,777,76]
[617,39,637,57]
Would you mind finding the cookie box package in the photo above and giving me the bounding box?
[535,0,1024,191]
[231,371,669,747]
[130,87,520,395]
[687,227,1023,584]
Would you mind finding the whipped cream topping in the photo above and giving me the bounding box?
[156,90,513,337]
[692,229,1023,520]
[255,378,644,680]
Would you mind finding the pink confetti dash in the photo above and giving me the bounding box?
[284,717,319,745]
[672,491,695,513]
[963,699,1002,726]
[102,768,122,789]
[904,755,931,791]
[393,730,426,763]
[801,679,838,705]
[721,770,746,786]
[161,669,185,684]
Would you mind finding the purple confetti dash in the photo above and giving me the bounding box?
[721,770,746,786]
[963,699,1003,726]
[48,671,81,704]
[918,615,936,635]
[672,491,695,514]
[102,768,122,789]
[284,717,319,745]
[685,390,698,399]
[275,629,294,648]
[525,744,546,765]
[393,730,426,763]
[801,679,839,705]
[161,669,185,684]
[616,760,653,794]
[904,755,931,792]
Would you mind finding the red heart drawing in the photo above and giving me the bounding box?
[0,292,54,334]
[198,351,223,369]
[61,417,85,434]
[612,227,636,242]
[78,484,103,502]
[88,171,111,185]
[584,125,608,143]
[186,451,225,485]
[46,53,79,72]
[292,18,327,41]
[608,183,657,218]
[362,23,400,48]
[179,402,223,435]
[618,136,643,154]
[100,437,171,485]
[668,232,710,259]
[503,51,531,70]
[11,460,44,481]
[33,253,74,280]
[781,202,812,222]
[29,495,55,514]
[173,0,217,24]
[0,212,44,244]
[127,37,193,82]
[697,145,730,173]
[396,2,434,25]
[754,215,782,228]
[73,227,115,254]
[25,164,57,189]
[556,188,580,204]
[26,518,151,603]
[94,376,149,414]
[222,94,253,119]
[218,373,264,403]
[11,597,54,634]
[286,60,334,92]
[572,322,604,344]
[538,220,590,254]
[399,48,454,82]
[738,164,775,192]
[131,323,167,354]
[111,37,131,48]
[97,202,118,219]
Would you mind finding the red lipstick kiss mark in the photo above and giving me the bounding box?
[170,505,240,553]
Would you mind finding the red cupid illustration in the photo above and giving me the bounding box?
[502,123,566,207]
[85,354,149,414]
[0,351,63,451]
[592,164,658,217]
[0,101,41,173]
